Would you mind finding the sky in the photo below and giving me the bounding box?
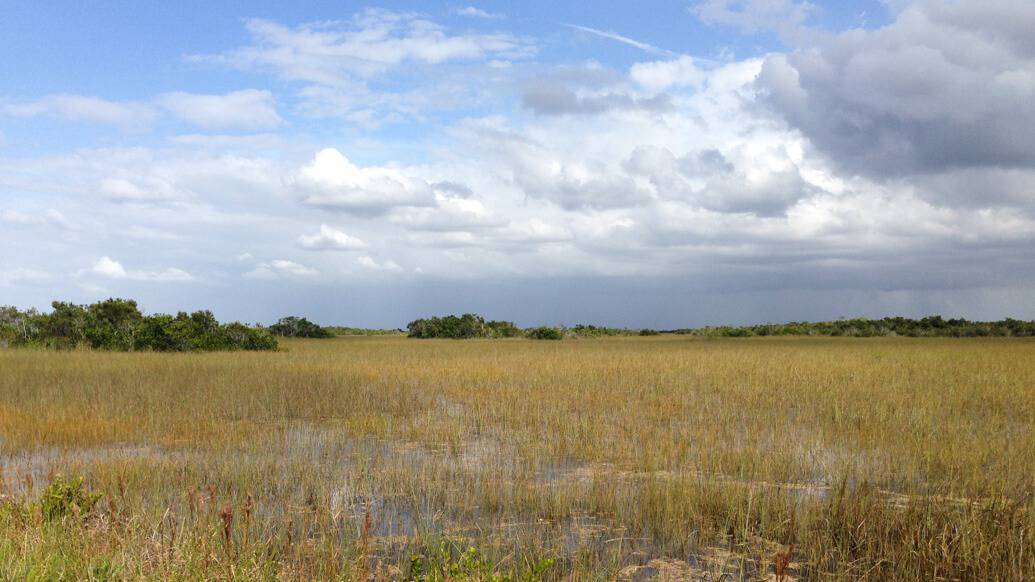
[1,0,1033,328]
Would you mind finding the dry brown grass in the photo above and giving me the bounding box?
[0,335,1033,579]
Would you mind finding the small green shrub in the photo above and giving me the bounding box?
[525,326,563,340]
[40,476,102,522]
[486,320,522,338]
[408,542,554,582]
[269,316,333,338]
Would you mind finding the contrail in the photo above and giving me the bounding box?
[563,23,675,56]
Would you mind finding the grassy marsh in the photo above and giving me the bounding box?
[1,336,1033,579]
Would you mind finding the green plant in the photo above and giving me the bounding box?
[269,316,333,338]
[40,476,102,522]
[407,314,492,339]
[486,320,522,338]
[525,326,563,340]
[0,299,278,352]
[408,542,554,582]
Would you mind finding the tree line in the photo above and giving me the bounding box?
[677,316,1035,338]
[404,315,661,339]
[5,302,1032,349]
[0,299,277,351]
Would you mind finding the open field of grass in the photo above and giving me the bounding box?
[1,336,1033,580]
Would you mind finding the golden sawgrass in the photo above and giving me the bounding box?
[0,335,1032,579]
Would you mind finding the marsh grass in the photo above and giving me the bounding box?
[0,336,1033,579]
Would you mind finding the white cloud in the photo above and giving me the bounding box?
[156,89,284,130]
[1,95,156,127]
[630,55,707,91]
[90,257,192,281]
[271,259,318,276]
[457,6,504,19]
[184,11,535,126]
[92,256,128,278]
[44,209,76,230]
[195,11,533,83]
[1,207,76,229]
[497,219,573,244]
[100,177,182,204]
[298,224,367,250]
[357,256,403,272]
[389,191,501,231]
[244,259,319,278]
[291,148,436,214]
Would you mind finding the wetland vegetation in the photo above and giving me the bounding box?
[1,335,1033,579]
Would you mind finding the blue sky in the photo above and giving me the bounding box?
[1,1,1033,327]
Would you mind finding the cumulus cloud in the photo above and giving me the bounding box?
[389,190,501,231]
[521,163,649,208]
[756,0,1035,184]
[357,256,403,272]
[298,224,367,250]
[244,259,319,278]
[291,148,436,214]
[3,1,1035,323]
[517,157,653,210]
[156,90,284,130]
[629,56,707,92]
[623,145,816,216]
[468,124,653,210]
[1,94,156,127]
[90,256,192,281]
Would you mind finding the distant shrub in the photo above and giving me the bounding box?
[0,299,277,352]
[269,316,333,338]
[526,326,564,340]
[571,324,624,337]
[406,315,556,340]
[638,328,660,336]
[407,314,491,339]
[486,319,522,338]
[323,326,404,336]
